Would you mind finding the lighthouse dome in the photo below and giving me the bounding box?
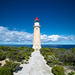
[35,17,39,20]
[34,17,39,22]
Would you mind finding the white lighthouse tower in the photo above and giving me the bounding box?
[33,17,41,50]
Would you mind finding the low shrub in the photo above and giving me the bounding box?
[57,61,64,65]
[0,52,6,60]
[25,61,28,64]
[4,60,20,72]
[0,67,13,75]
[47,55,58,64]
[68,71,75,75]
[25,56,30,59]
[52,60,58,64]
[52,65,65,75]
[7,52,23,62]
[48,63,54,67]
[26,59,29,61]
[47,55,56,62]
[21,60,24,64]
[15,55,22,62]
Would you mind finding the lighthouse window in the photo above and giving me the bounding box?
[36,28,38,30]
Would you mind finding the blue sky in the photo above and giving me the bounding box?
[0,0,75,44]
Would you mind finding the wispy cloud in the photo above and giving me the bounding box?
[0,26,75,44]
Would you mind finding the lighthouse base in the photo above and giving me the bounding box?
[32,45,41,50]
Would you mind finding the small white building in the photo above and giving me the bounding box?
[33,17,41,50]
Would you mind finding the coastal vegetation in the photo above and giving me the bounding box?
[0,45,34,75]
[52,65,65,75]
[40,47,75,75]
[68,71,75,75]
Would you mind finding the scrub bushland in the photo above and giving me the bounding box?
[0,46,34,75]
[40,47,75,74]
[0,46,34,61]
[52,65,65,75]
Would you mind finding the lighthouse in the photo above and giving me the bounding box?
[33,17,41,50]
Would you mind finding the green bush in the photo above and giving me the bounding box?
[28,47,34,52]
[52,65,65,75]
[19,46,27,50]
[25,61,28,64]
[0,52,6,60]
[26,59,29,61]
[25,56,30,59]
[68,71,75,75]
[47,55,58,64]
[21,60,24,64]
[8,52,24,62]
[0,46,7,51]
[0,67,13,75]
[52,60,58,64]
[15,54,22,62]
[57,61,64,65]
[4,60,20,72]
[48,63,54,67]
[25,52,31,56]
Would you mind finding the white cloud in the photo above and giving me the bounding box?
[41,34,75,43]
[48,35,61,41]
[0,26,33,43]
[0,26,75,44]
[41,34,61,42]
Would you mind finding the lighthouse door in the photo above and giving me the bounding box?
[36,45,38,50]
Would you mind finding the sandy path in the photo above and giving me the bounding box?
[14,50,54,75]
[0,58,9,66]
